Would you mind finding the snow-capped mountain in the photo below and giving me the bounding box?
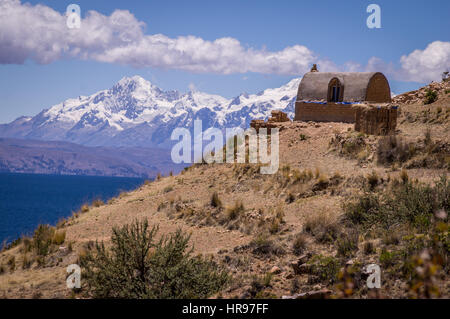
[0,76,301,149]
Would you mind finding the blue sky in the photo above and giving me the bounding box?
[0,0,449,123]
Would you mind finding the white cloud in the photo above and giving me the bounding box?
[399,41,450,82]
[0,0,315,75]
[0,0,448,82]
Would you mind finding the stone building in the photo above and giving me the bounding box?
[294,67,397,135]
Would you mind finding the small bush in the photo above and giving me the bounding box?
[377,135,413,165]
[400,169,409,184]
[250,234,285,256]
[379,249,399,268]
[366,171,379,190]
[80,220,229,298]
[344,175,448,231]
[382,232,400,246]
[7,255,15,272]
[424,89,437,105]
[33,224,55,256]
[52,230,66,245]
[22,254,32,269]
[308,255,340,284]
[210,192,222,208]
[163,185,173,193]
[292,233,307,255]
[336,231,359,258]
[363,241,375,255]
[92,199,104,207]
[303,211,340,243]
[225,201,245,221]
[269,219,281,234]
[80,204,89,213]
[300,134,308,141]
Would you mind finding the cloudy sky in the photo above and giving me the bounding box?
[0,0,449,123]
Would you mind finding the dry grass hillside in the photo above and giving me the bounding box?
[0,81,449,299]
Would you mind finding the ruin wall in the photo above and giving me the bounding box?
[294,102,357,123]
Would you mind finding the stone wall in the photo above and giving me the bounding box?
[355,106,397,135]
[294,102,397,136]
[294,102,357,123]
[250,110,290,133]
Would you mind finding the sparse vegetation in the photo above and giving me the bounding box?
[225,201,245,221]
[308,255,340,284]
[377,135,414,165]
[250,233,285,257]
[79,220,229,298]
[92,198,104,207]
[366,170,379,190]
[292,233,307,255]
[424,89,437,105]
[80,204,89,213]
[336,230,359,258]
[303,211,340,243]
[344,175,449,231]
[210,192,222,208]
[363,241,375,255]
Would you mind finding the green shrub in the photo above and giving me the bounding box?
[308,255,340,284]
[379,249,399,268]
[250,233,285,256]
[424,89,437,105]
[344,175,448,231]
[79,220,229,298]
[33,224,55,256]
[336,231,359,258]
[300,134,308,141]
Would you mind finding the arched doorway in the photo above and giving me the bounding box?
[328,77,343,102]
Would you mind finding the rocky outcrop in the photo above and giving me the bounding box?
[392,80,449,105]
[250,110,290,133]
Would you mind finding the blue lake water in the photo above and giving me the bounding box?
[0,173,145,244]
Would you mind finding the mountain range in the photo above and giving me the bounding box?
[0,76,301,149]
[0,76,300,177]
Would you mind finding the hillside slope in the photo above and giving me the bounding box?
[0,83,448,299]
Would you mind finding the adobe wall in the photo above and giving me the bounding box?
[294,102,357,123]
[355,106,397,135]
[366,73,391,103]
